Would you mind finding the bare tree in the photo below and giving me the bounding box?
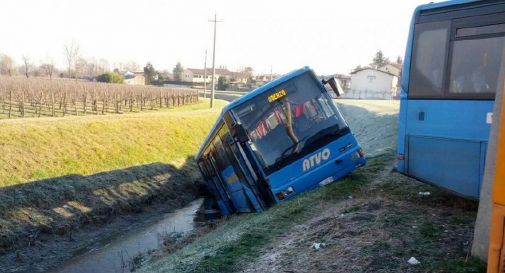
[119,61,140,72]
[0,54,15,76]
[97,58,109,75]
[22,56,33,78]
[74,57,88,80]
[64,41,80,78]
[40,60,56,79]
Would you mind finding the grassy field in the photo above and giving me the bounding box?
[0,98,227,251]
[0,99,226,187]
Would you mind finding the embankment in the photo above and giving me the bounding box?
[0,99,227,252]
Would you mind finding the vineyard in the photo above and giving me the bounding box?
[0,76,199,119]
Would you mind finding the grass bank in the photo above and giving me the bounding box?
[0,99,226,187]
[0,98,227,251]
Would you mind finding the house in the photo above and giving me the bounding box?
[123,71,145,85]
[379,63,402,77]
[182,68,233,83]
[347,67,399,99]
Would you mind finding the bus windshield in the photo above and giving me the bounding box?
[232,72,348,175]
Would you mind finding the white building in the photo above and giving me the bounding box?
[122,71,145,85]
[347,68,399,99]
[181,68,233,83]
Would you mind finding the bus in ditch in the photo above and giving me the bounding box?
[397,0,505,199]
[195,67,366,216]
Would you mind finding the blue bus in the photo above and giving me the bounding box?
[397,0,505,199]
[195,67,366,216]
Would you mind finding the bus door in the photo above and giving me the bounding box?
[204,156,234,216]
[213,130,263,213]
[221,134,265,212]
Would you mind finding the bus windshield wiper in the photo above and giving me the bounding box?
[301,125,349,153]
[272,135,310,170]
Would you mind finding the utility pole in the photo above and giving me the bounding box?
[209,13,222,108]
[203,50,207,98]
[270,65,273,81]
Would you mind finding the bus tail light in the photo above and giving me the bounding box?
[397,154,405,160]
[276,187,294,201]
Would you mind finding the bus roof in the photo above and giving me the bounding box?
[415,0,480,12]
[195,66,312,160]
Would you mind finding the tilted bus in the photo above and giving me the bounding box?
[195,67,366,215]
[397,0,505,199]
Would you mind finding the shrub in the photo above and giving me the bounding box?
[96,72,124,83]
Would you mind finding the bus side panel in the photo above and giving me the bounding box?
[407,136,481,198]
[404,100,493,198]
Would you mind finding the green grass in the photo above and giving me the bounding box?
[0,98,227,187]
[139,155,390,273]
[0,98,228,250]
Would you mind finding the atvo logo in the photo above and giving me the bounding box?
[302,148,331,172]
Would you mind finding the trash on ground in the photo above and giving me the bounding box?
[408,257,420,265]
[418,192,431,196]
[311,242,326,250]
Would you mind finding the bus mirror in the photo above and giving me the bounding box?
[235,124,250,143]
[322,77,343,97]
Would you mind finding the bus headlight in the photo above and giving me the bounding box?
[276,187,294,200]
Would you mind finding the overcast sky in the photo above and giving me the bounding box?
[0,0,430,75]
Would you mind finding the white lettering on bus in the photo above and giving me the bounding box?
[303,148,331,172]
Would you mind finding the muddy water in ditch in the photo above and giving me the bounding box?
[49,199,203,273]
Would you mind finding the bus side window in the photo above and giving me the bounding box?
[410,21,450,98]
[449,23,505,96]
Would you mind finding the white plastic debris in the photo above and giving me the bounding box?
[408,257,420,265]
[311,242,326,250]
[418,192,431,196]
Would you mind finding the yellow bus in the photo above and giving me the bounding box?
[487,82,505,272]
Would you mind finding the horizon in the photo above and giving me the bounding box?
[0,0,429,76]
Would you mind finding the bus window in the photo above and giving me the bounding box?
[232,72,348,174]
[456,23,505,37]
[410,21,450,98]
[449,33,505,96]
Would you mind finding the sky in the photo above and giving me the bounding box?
[0,0,430,75]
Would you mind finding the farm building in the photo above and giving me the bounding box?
[123,71,145,85]
[347,67,399,99]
